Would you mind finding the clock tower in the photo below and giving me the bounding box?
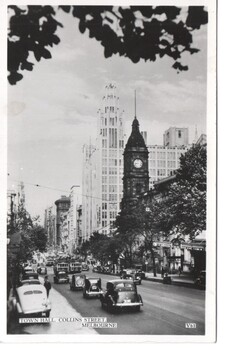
[121,116,149,210]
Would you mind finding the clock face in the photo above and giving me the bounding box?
[134,159,143,168]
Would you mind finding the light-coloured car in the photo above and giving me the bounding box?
[13,284,51,317]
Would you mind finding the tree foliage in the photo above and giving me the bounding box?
[8,5,208,84]
[159,143,207,239]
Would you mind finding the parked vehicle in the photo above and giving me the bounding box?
[83,277,103,298]
[100,280,143,312]
[21,271,39,282]
[53,271,69,284]
[12,284,51,317]
[69,262,82,274]
[20,279,41,286]
[194,270,206,289]
[70,274,86,291]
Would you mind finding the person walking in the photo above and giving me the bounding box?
[44,275,51,298]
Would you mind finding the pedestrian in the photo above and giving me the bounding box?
[178,266,182,276]
[161,267,164,278]
[44,275,51,298]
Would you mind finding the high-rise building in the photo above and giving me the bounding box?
[163,127,189,147]
[148,144,190,187]
[44,206,56,248]
[68,185,81,253]
[55,196,70,248]
[82,84,125,240]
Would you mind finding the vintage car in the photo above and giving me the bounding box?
[37,266,47,275]
[53,271,69,284]
[70,274,86,291]
[12,284,51,317]
[121,273,142,285]
[21,271,39,282]
[194,270,206,289]
[20,279,41,286]
[100,280,143,312]
[120,270,142,285]
[83,277,103,298]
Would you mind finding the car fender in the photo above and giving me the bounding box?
[138,294,143,305]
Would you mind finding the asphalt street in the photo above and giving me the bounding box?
[51,269,205,335]
[8,267,205,335]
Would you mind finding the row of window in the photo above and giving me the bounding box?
[102,211,117,219]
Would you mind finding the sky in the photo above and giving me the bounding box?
[7,7,207,221]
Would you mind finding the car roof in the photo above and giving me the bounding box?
[21,279,41,284]
[108,279,135,284]
[17,284,45,292]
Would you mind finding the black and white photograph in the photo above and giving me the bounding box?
[0,0,216,343]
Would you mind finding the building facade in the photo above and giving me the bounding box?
[54,196,70,249]
[82,84,125,240]
[44,206,56,248]
[148,144,190,187]
[163,127,189,147]
[68,185,82,253]
[122,116,149,210]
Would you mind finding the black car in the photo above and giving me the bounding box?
[53,271,69,284]
[120,272,142,285]
[70,274,85,291]
[100,279,143,312]
[21,271,39,282]
[83,277,103,298]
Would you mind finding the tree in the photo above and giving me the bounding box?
[8,5,208,84]
[7,204,48,290]
[79,240,90,260]
[30,225,48,252]
[158,143,207,239]
[115,206,143,268]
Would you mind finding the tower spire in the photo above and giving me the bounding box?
[134,90,137,118]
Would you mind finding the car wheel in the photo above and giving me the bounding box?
[46,311,50,317]
[135,305,140,312]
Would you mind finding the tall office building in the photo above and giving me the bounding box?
[82,84,125,240]
[148,127,190,187]
[44,206,56,248]
[68,185,82,253]
[163,127,189,147]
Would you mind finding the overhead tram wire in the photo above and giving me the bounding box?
[7,174,124,235]
[7,174,121,205]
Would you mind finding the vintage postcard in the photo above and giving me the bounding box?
[0,0,216,343]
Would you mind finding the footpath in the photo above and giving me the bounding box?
[7,277,97,335]
[144,272,196,288]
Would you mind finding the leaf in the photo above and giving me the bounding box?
[8,72,23,85]
[21,61,34,71]
[41,48,52,59]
